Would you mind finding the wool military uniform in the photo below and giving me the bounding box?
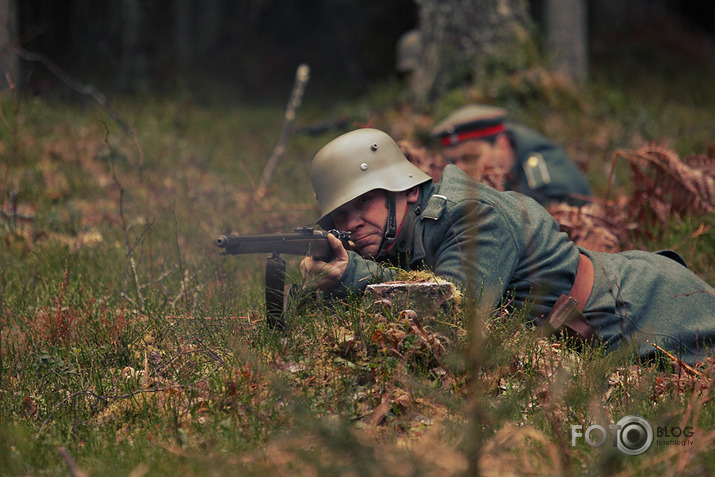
[502,123,593,204]
[432,105,593,205]
[326,165,715,365]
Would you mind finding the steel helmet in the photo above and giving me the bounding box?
[311,128,432,228]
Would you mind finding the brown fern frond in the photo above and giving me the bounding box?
[548,198,634,253]
[612,145,715,241]
[623,144,715,217]
[627,152,672,229]
[685,150,715,178]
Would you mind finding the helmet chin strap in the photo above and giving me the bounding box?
[375,192,398,259]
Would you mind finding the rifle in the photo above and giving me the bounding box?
[215,226,351,329]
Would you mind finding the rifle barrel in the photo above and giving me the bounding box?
[216,230,349,259]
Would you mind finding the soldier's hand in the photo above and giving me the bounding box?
[300,233,349,291]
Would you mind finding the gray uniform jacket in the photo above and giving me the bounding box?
[505,123,593,205]
[328,165,715,365]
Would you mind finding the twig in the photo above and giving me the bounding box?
[16,47,146,181]
[37,386,184,436]
[138,268,176,290]
[121,221,156,309]
[256,63,310,199]
[57,446,90,477]
[604,149,621,201]
[0,73,19,164]
[16,46,134,137]
[104,123,153,311]
[172,207,189,311]
[362,398,393,427]
[648,341,704,378]
[155,347,224,376]
[38,389,108,435]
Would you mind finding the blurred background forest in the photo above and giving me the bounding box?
[2,0,714,100]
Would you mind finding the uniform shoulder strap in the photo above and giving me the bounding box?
[422,194,447,220]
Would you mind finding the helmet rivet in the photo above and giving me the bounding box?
[360,162,368,171]
[370,143,379,151]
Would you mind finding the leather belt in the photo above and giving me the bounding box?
[570,253,594,312]
[541,253,596,341]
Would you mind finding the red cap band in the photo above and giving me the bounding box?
[440,124,506,147]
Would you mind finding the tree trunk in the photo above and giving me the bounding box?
[412,0,535,106]
[174,0,193,69]
[326,0,368,93]
[0,0,19,90]
[119,0,148,90]
[197,0,222,57]
[545,0,588,83]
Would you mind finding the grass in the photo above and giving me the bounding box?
[1,33,715,475]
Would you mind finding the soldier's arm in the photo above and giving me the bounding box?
[300,231,402,299]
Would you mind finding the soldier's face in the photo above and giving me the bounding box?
[331,188,417,258]
[444,135,514,179]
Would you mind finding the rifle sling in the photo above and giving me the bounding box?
[265,253,286,330]
[375,192,398,259]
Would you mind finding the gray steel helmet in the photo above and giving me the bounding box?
[311,128,432,228]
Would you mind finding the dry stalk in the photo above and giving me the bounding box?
[104,123,153,311]
[58,446,90,477]
[256,63,311,199]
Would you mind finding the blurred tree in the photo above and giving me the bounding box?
[545,0,588,83]
[325,0,368,93]
[411,0,536,106]
[12,0,710,97]
[173,0,222,70]
[174,0,192,68]
[119,0,148,90]
[0,0,18,90]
